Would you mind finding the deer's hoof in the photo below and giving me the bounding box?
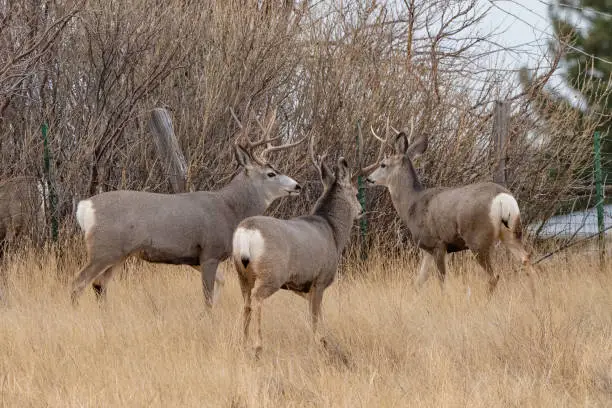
[488,275,500,293]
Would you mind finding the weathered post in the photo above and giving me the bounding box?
[492,101,509,186]
[149,108,188,193]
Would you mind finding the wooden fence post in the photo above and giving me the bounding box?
[149,108,188,193]
[492,100,509,186]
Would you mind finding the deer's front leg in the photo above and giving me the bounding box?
[415,249,434,288]
[309,286,325,344]
[200,258,219,308]
[432,247,448,290]
[190,264,225,302]
[213,268,225,304]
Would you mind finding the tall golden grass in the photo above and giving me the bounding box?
[0,245,610,407]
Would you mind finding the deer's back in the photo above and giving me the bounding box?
[406,182,511,251]
[237,215,338,287]
[83,190,236,259]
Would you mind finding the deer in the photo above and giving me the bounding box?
[362,121,535,294]
[0,176,47,252]
[71,108,305,307]
[231,135,364,358]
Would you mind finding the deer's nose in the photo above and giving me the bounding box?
[294,184,302,191]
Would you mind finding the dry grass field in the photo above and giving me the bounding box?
[0,245,610,407]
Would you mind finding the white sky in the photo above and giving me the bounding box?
[479,0,553,70]
[477,0,556,77]
[477,0,590,103]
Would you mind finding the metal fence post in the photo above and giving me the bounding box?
[356,121,368,260]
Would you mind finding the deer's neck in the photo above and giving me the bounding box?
[216,171,268,220]
[388,163,424,214]
[312,185,354,253]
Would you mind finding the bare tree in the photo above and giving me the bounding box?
[0,0,605,256]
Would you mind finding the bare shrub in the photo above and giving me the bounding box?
[0,0,607,252]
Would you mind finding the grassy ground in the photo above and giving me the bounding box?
[0,245,610,407]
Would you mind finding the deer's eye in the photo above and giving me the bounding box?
[267,172,276,178]
[380,163,386,169]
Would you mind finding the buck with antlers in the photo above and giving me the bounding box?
[71,108,305,307]
[363,121,535,293]
[232,135,363,357]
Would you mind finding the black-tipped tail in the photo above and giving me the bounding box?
[241,257,250,269]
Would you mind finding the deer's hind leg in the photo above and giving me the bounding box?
[473,248,499,294]
[91,267,114,301]
[71,258,118,305]
[234,261,254,345]
[72,232,126,305]
[250,279,279,358]
[499,228,532,265]
[500,230,537,296]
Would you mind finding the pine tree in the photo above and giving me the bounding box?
[549,0,612,186]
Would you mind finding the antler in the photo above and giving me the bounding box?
[357,116,417,176]
[230,106,253,144]
[308,132,326,171]
[359,116,391,175]
[260,133,308,160]
[403,117,415,143]
[230,107,305,163]
[251,108,282,151]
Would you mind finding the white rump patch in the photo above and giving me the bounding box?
[489,193,520,236]
[76,199,96,235]
[232,227,265,266]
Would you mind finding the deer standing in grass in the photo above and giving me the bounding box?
[0,176,47,250]
[232,136,363,357]
[71,109,304,307]
[363,123,535,293]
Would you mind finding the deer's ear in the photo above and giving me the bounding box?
[406,135,428,158]
[319,161,336,188]
[234,144,254,169]
[336,156,350,181]
[394,132,409,154]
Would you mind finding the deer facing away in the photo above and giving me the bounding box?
[364,126,535,293]
[232,140,363,357]
[72,112,304,307]
[0,176,47,251]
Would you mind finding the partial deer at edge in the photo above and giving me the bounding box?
[0,176,46,252]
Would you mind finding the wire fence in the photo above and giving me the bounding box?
[528,139,612,263]
[34,131,612,261]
